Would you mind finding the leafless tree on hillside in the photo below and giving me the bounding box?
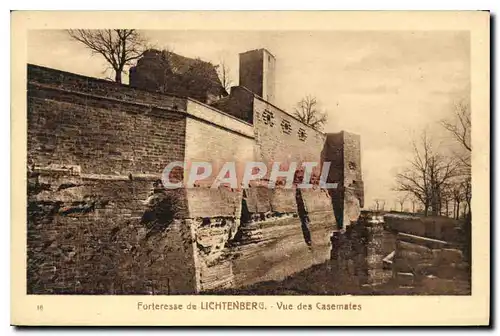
[395,131,459,216]
[409,195,419,213]
[293,95,328,131]
[67,29,149,84]
[450,179,466,219]
[373,199,386,212]
[396,194,408,212]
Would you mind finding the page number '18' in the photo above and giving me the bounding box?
[37,305,43,311]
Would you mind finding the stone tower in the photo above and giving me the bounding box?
[239,48,276,104]
[322,131,364,229]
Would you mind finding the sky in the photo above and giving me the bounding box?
[28,30,470,210]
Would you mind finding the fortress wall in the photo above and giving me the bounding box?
[185,188,242,218]
[184,188,242,292]
[182,104,256,292]
[226,186,337,291]
[184,112,254,188]
[269,188,297,213]
[301,188,335,213]
[27,64,365,294]
[27,65,196,294]
[28,170,196,295]
[28,65,187,110]
[186,100,254,139]
[252,97,326,167]
[212,97,343,290]
[229,215,333,288]
[245,186,273,213]
[28,66,187,176]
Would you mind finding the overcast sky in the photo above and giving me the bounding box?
[28,30,470,210]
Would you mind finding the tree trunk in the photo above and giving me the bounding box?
[431,195,439,216]
[115,70,122,83]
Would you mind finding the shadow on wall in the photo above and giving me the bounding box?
[295,189,312,246]
[141,180,181,239]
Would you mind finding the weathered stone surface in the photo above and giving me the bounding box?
[397,240,433,255]
[389,226,470,289]
[433,248,465,265]
[395,272,415,287]
[27,62,367,294]
[230,214,334,288]
[269,188,297,213]
[27,176,197,294]
[384,213,461,242]
[397,232,449,249]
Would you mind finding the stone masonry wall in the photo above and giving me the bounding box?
[322,132,364,229]
[28,168,196,294]
[27,64,365,294]
[182,106,255,291]
[27,65,195,294]
[253,97,326,166]
[28,65,187,110]
[184,111,254,187]
[28,66,187,175]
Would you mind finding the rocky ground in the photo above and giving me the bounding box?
[207,260,471,296]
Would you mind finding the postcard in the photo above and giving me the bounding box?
[11,10,490,326]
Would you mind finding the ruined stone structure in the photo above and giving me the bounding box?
[130,49,227,105]
[383,214,470,293]
[27,48,365,294]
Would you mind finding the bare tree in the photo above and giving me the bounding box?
[451,180,466,219]
[440,182,454,217]
[67,29,149,83]
[216,59,233,93]
[409,195,419,213]
[395,131,459,216]
[441,100,471,167]
[456,176,472,219]
[373,199,385,212]
[396,194,408,212]
[441,99,472,221]
[293,95,328,131]
[464,177,472,217]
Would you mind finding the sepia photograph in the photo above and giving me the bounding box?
[11,10,490,326]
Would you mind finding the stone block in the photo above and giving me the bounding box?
[432,248,465,265]
[397,232,449,249]
[397,240,433,255]
[395,272,415,287]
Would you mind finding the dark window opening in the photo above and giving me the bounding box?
[298,128,307,141]
[262,109,275,127]
[281,119,292,134]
